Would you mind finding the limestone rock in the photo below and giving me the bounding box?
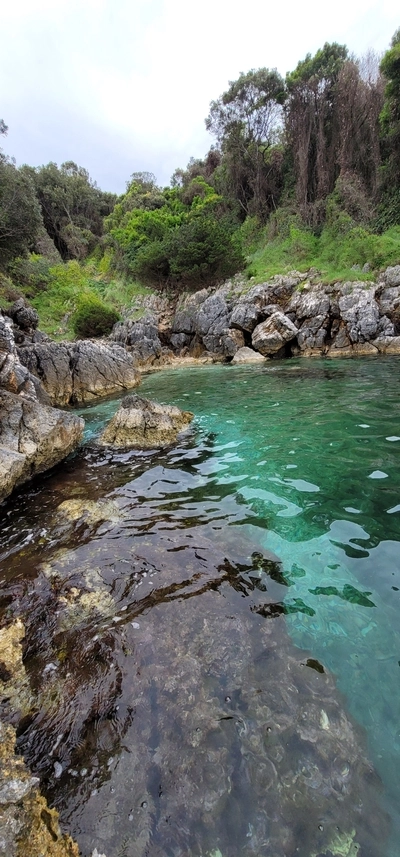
[338,286,379,343]
[252,311,298,356]
[0,722,79,857]
[195,294,230,338]
[372,336,400,354]
[231,347,266,364]
[230,300,263,333]
[0,390,84,503]
[297,315,329,352]
[384,265,400,287]
[98,394,193,448]
[110,319,162,365]
[19,340,141,406]
[6,298,39,332]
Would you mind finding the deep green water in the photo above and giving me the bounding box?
[1,356,400,856]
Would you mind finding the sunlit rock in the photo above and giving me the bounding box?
[231,346,265,363]
[252,311,298,355]
[98,394,193,448]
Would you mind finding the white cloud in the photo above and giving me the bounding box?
[1,0,398,191]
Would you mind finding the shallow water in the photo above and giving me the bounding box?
[1,356,400,856]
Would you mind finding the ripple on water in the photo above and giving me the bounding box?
[1,357,400,856]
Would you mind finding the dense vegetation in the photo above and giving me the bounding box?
[1,31,400,336]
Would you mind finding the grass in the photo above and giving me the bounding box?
[245,224,400,285]
[6,259,153,339]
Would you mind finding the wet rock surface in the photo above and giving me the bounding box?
[0,635,79,857]
[18,339,141,406]
[98,394,193,448]
[0,437,391,857]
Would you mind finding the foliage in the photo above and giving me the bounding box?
[245,206,400,284]
[8,253,53,296]
[0,158,42,268]
[22,161,116,261]
[106,176,243,290]
[379,30,400,219]
[71,294,120,338]
[206,68,286,220]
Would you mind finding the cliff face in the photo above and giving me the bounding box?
[0,313,84,503]
[110,266,400,364]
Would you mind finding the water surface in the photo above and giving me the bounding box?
[1,357,400,857]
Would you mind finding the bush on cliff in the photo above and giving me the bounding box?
[71,296,120,338]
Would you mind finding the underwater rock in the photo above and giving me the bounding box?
[55,498,120,527]
[0,722,79,857]
[98,394,193,448]
[0,620,34,721]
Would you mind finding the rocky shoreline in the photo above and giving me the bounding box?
[109,264,400,365]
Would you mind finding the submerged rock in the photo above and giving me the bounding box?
[98,394,193,448]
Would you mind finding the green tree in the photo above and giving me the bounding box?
[378,28,400,226]
[24,161,116,261]
[285,43,349,223]
[206,68,286,219]
[0,158,42,268]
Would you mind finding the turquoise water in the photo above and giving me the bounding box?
[137,358,400,850]
[2,356,400,856]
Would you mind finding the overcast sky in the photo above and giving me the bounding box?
[1,0,398,193]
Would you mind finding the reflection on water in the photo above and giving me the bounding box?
[1,357,400,856]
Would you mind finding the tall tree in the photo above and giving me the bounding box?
[0,159,42,268]
[378,28,400,225]
[206,68,286,219]
[285,43,348,223]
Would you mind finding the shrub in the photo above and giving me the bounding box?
[72,296,120,338]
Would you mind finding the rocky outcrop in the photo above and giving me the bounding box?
[0,721,80,857]
[251,311,298,356]
[0,315,84,503]
[0,389,84,503]
[110,319,163,366]
[98,394,193,448]
[18,339,141,406]
[164,267,400,361]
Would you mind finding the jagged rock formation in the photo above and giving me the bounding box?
[98,394,193,448]
[18,339,141,406]
[0,314,84,503]
[118,267,400,363]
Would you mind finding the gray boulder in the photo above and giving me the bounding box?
[0,389,84,503]
[297,315,329,352]
[98,395,193,448]
[231,347,265,364]
[19,340,141,406]
[195,294,230,338]
[6,298,39,332]
[338,286,379,343]
[252,312,298,356]
[384,265,400,287]
[110,319,162,365]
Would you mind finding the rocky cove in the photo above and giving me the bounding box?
[1,271,400,856]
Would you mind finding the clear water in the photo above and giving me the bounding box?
[1,357,400,857]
